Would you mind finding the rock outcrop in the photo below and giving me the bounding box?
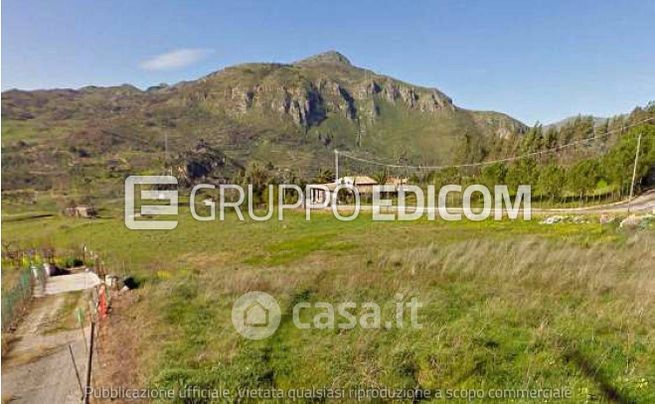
[211,57,461,130]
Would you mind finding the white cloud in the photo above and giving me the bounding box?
[139,48,213,71]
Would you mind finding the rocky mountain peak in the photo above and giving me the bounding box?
[295,50,352,66]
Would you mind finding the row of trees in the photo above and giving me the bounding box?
[419,123,654,203]
[486,103,655,162]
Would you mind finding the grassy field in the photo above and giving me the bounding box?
[2,205,654,402]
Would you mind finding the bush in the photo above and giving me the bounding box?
[62,257,84,268]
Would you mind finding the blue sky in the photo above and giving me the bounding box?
[2,0,654,124]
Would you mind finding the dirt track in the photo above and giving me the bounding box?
[329,190,655,215]
[532,189,655,214]
[2,274,100,403]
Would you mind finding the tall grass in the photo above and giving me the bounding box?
[139,231,654,402]
[380,235,654,307]
[376,234,654,402]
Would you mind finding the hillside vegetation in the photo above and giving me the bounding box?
[2,52,654,212]
[1,51,524,198]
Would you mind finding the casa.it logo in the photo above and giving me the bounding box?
[231,292,282,340]
[124,175,178,230]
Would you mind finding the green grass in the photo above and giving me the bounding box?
[2,204,654,402]
[42,290,87,334]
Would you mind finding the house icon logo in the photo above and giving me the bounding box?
[232,292,281,340]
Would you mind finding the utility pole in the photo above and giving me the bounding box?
[628,132,642,212]
[334,149,339,183]
[164,133,172,176]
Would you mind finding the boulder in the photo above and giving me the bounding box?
[620,214,642,228]
[540,215,564,225]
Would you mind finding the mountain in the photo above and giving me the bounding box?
[1,51,526,194]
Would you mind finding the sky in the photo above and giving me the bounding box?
[2,0,654,124]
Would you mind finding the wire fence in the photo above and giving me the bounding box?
[1,265,34,332]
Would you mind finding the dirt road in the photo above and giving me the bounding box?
[2,273,100,403]
[545,189,655,214]
[327,190,655,215]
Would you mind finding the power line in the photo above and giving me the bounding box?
[337,110,634,145]
[338,117,654,170]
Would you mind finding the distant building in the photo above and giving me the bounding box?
[63,206,98,218]
[308,176,408,206]
[340,176,378,194]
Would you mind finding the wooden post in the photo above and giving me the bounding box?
[83,321,95,404]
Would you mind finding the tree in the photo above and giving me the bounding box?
[243,162,271,204]
[313,168,334,184]
[603,125,655,195]
[572,116,594,140]
[372,169,390,186]
[536,164,565,202]
[544,127,558,149]
[480,162,507,189]
[506,158,538,192]
[520,123,544,153]
[566,159,600,202]
[455,132,485,164]
[432,167,461,188]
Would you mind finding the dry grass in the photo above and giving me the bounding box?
[371,233,655,402]
[130,231,655,401]
[379,234,655,309]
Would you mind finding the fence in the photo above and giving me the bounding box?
[1,265,34,332]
